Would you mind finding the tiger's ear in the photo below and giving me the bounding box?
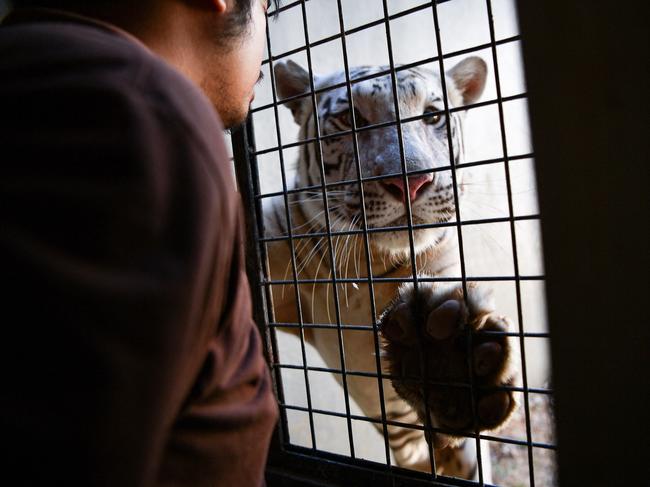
[274,60,312,122]
[447,56,488,106]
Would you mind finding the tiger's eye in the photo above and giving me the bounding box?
[340,108,368,128]
[424,107,444,126]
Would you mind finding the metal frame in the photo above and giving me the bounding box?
[233,1,556,485]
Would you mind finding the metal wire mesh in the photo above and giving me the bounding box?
[232,1,555,485]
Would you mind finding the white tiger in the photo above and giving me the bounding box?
[264,57,517,481]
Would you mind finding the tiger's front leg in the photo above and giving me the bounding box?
[379,281,517,451]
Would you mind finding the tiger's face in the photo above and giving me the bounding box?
[274,58,487,257]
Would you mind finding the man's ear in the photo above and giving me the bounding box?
[210,0,227,13]
[447,56,488,106]
[274,60,311,122]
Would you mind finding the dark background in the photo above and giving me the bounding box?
[518,0,649,485]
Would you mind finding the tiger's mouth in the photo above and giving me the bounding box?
[380,212,454,228]
[361,211,454,256]
[362,202,456,230]
[333,181,457,255]
[351,190,456,255]
[345,179,457,229]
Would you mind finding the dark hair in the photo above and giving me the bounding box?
[10,0,281,37]
[221,0,282,39]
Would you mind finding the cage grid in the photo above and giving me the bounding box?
[232,0,555,485]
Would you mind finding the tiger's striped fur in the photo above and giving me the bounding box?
[264,57,515,481]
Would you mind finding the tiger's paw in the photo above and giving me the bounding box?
[380,282,517,448]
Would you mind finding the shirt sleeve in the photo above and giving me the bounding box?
[0,49,277,487]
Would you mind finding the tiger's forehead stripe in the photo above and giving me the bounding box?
[316,67,447,120]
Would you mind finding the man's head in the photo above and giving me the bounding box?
[11,0,278,128]
[196,0,274,128]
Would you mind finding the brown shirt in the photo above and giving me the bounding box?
[0,10,277,487]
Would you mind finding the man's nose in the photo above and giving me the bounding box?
[381,173,434,203]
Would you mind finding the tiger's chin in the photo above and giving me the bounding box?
[371,225,450,263]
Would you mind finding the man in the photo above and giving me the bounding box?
[0,1,278,486]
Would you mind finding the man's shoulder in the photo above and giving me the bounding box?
[1,20,151,86]
[0,19,223,136]
[0,18,230,193]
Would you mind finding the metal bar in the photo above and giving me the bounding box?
[333,0,393,467]
[263,275,545,286]
[262,2,518,68]
[258,214,542,243]
[232,116,291,452]
[252,93,527,145]
[298,0,356,458]
[277,405,556,451]
[274,364,553,393]
[265,0,452,64]
[378,0,439,476]
[269,323,551,338]
[271,445,501,487]
[264,15,318,451]
[257,46,523,116]
[268,0,458,18]
[426,1,484,482]
[267,0,455,35]
[484,1,536,485]
[232,120,271,357]
[255,152,535,199]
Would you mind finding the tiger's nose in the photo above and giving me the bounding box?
[381,174,434,203]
